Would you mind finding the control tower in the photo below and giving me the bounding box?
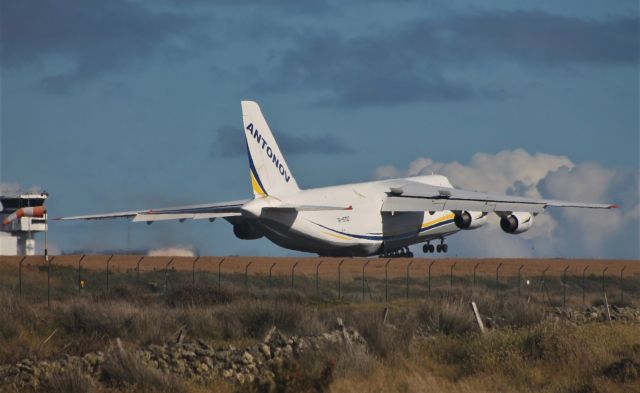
[0,192,48,255]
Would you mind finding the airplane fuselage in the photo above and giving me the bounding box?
[240,175,461,257]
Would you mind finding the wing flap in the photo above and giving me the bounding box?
[262,205,353,213]
[263,204,353,213]
[383,181,615,213]
[382,197,546,214]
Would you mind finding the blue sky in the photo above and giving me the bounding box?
[1,0,638,258]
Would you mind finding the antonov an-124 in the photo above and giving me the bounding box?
[59,101,617,257]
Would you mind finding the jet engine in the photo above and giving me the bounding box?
[453,211,487,230]
[500,212,533,234]
[233,220,264,240]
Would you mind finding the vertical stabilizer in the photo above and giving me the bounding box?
[241,101,300,197]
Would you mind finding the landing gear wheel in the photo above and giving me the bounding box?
[423,243,436,253]
[442,244,448,253]
[436,244,442,253]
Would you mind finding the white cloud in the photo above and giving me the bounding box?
[373,165,400,180]
[374,149,639,259]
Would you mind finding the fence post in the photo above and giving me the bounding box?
[541,266,551,305]
[601,266,608,296]
[291,261,299,289]
[316,260,324,296]
[473,262,480,290]
[164,258,175,293]
[191,256,200,285]
[517,265,524,296]
[45,215,50,308]
[582,265,589,306]
[106,255,114,293]
[338,259,345,300]
[495,263,503,291]
[218,258,226,289]
[47,256,53,309]
[18,256,26,297]
[244,261,252,289]
[136,256,144,282]
[620,266,626,305]
[269,263,277,288]
[406,260,414,299]
[385,259,392,303]
[541,266,550,288]
[562,266,570,308]
[450,262,457,289]
[362,260,371,302]
[470,302,486,334]
[77,255,86,294]
[428,261,435,296]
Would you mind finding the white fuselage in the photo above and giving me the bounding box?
[240,175,460,256]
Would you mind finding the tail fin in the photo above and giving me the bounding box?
[241,101,300,197]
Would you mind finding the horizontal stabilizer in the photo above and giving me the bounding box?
[132,212,241,222]
[57,199,249,222]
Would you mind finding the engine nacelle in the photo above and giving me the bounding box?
[454,211,487,230]
[233,220,264,240]
[500,212,533,234]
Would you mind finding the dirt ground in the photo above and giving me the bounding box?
[0,255,637,280]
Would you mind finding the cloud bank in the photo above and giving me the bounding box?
[258,11,638,107]
[1,0,207,93]
[374,149,639,258]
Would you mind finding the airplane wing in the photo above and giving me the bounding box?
[56,199,250,223]
[382,181,617,214]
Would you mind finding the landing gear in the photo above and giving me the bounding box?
[380,246,414,258]
[435,244,449,253]
[422,243,435,253]
[424,240,448,254]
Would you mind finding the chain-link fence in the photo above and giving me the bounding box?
[0,255,637,308]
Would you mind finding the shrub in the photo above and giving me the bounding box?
[351,310,413,359]
[101,345,188,393]
[166,286,232,307]
[217,300,323,340]
[93,284,151,304]
[242,355,335,393]
[40,367,97,393]
[416,299,476,335]
[602,357,640,383]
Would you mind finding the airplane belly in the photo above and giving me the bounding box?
[254,205,383,256]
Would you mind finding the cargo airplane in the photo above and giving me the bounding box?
[60,101,617,257]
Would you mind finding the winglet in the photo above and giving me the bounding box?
[608,204,619,209]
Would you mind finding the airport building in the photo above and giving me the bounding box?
[0,192,48,255]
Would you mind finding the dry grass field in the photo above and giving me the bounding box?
[0,256,638,392]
